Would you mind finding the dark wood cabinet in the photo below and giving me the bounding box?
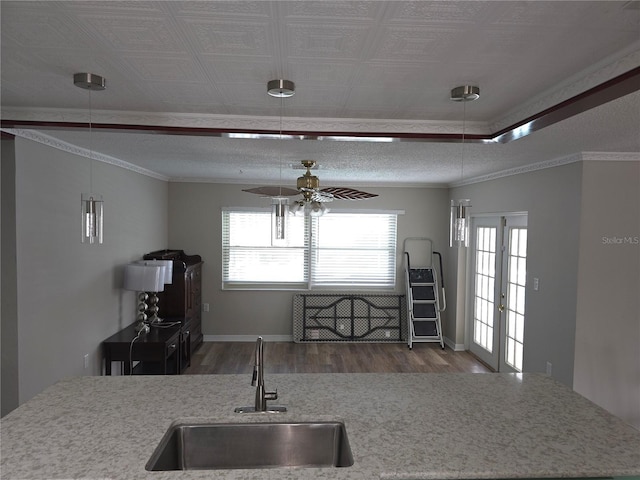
[144,250,203,353]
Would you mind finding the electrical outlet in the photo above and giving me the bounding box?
[83,354,89,370]
[533,278,540,291]
[546,361,552,376]
[202,303,210,312]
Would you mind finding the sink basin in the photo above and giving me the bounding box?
[145,421,354,470]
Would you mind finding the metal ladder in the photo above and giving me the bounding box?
[403,238,446,350]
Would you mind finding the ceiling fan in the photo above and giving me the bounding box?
[243,160,378,212]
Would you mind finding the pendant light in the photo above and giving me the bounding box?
[449,85,479,248]
[267,79,295,246]
[75,73,106,244]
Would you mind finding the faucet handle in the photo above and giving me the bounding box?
[265,389,278,401]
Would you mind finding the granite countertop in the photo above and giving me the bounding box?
[1,373,639,479]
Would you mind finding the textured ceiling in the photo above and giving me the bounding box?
[1,1,639,186]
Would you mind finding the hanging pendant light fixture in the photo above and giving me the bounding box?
[449,85,479,248]
[75,72,106,245]
[267,79,295,246]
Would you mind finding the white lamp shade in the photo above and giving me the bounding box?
[123,264,165,292]
[136,260,173,284]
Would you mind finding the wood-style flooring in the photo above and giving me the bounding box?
[184,342,491,375]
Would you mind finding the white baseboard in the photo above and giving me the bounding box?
[444,337,466,352]
[203,335,294,343]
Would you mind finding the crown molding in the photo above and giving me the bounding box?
[581,151,640,162]
[452,153,584,187]
[4,128,169,181]
[453,151,639,187]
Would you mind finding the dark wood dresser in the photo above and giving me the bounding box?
[144,250,204,353]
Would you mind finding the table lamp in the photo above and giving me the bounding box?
[135,260,173,323]
[123,263,166,333]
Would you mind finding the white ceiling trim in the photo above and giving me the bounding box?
[454,151,639,187]
[581,151,640,162]
[4,128,169,181]
[452,153,584,187]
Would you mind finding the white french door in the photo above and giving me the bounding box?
[469,215,528,372]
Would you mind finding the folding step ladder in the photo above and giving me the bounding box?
[403,238,446,350]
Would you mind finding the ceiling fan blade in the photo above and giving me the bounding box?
[242,186,300,197]
[310,190,335,203]
[320,187,378,200]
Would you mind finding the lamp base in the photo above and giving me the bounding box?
[147,294,162,324]
[135,321,150,334]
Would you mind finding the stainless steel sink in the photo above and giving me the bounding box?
[145,421,354,470]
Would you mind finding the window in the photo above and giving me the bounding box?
[222,209,397,290]
[222,209,308,288]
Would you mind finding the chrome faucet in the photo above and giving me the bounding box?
[235,336,286,413]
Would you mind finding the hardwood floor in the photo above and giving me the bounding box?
[184,342,491,375]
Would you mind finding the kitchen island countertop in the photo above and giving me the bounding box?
[1,372,639,479]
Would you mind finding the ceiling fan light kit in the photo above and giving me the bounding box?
[450,85,479,248]
[290,200,329,217]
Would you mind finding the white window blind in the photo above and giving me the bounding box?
[222,209,397,289]
[222,210,308,288]
[310,213,397,288]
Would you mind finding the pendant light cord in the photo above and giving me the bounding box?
[89,89,94,193]
[461,100,466,184]
[279,96,283,197]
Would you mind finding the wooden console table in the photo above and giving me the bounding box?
[102,320,190,375]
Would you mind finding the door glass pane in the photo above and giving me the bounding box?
[473,226,497,353]
[504,227,527,371]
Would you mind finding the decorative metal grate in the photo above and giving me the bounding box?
[293,294,406,343]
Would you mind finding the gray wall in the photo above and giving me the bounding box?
[448,161,583,386]
[573,160,640,430]
[167,182,450,339]
[7,137,168,407]
[448,158,640,429]
[2,138,19,416]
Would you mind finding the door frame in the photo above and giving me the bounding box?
[464,212,528,371]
